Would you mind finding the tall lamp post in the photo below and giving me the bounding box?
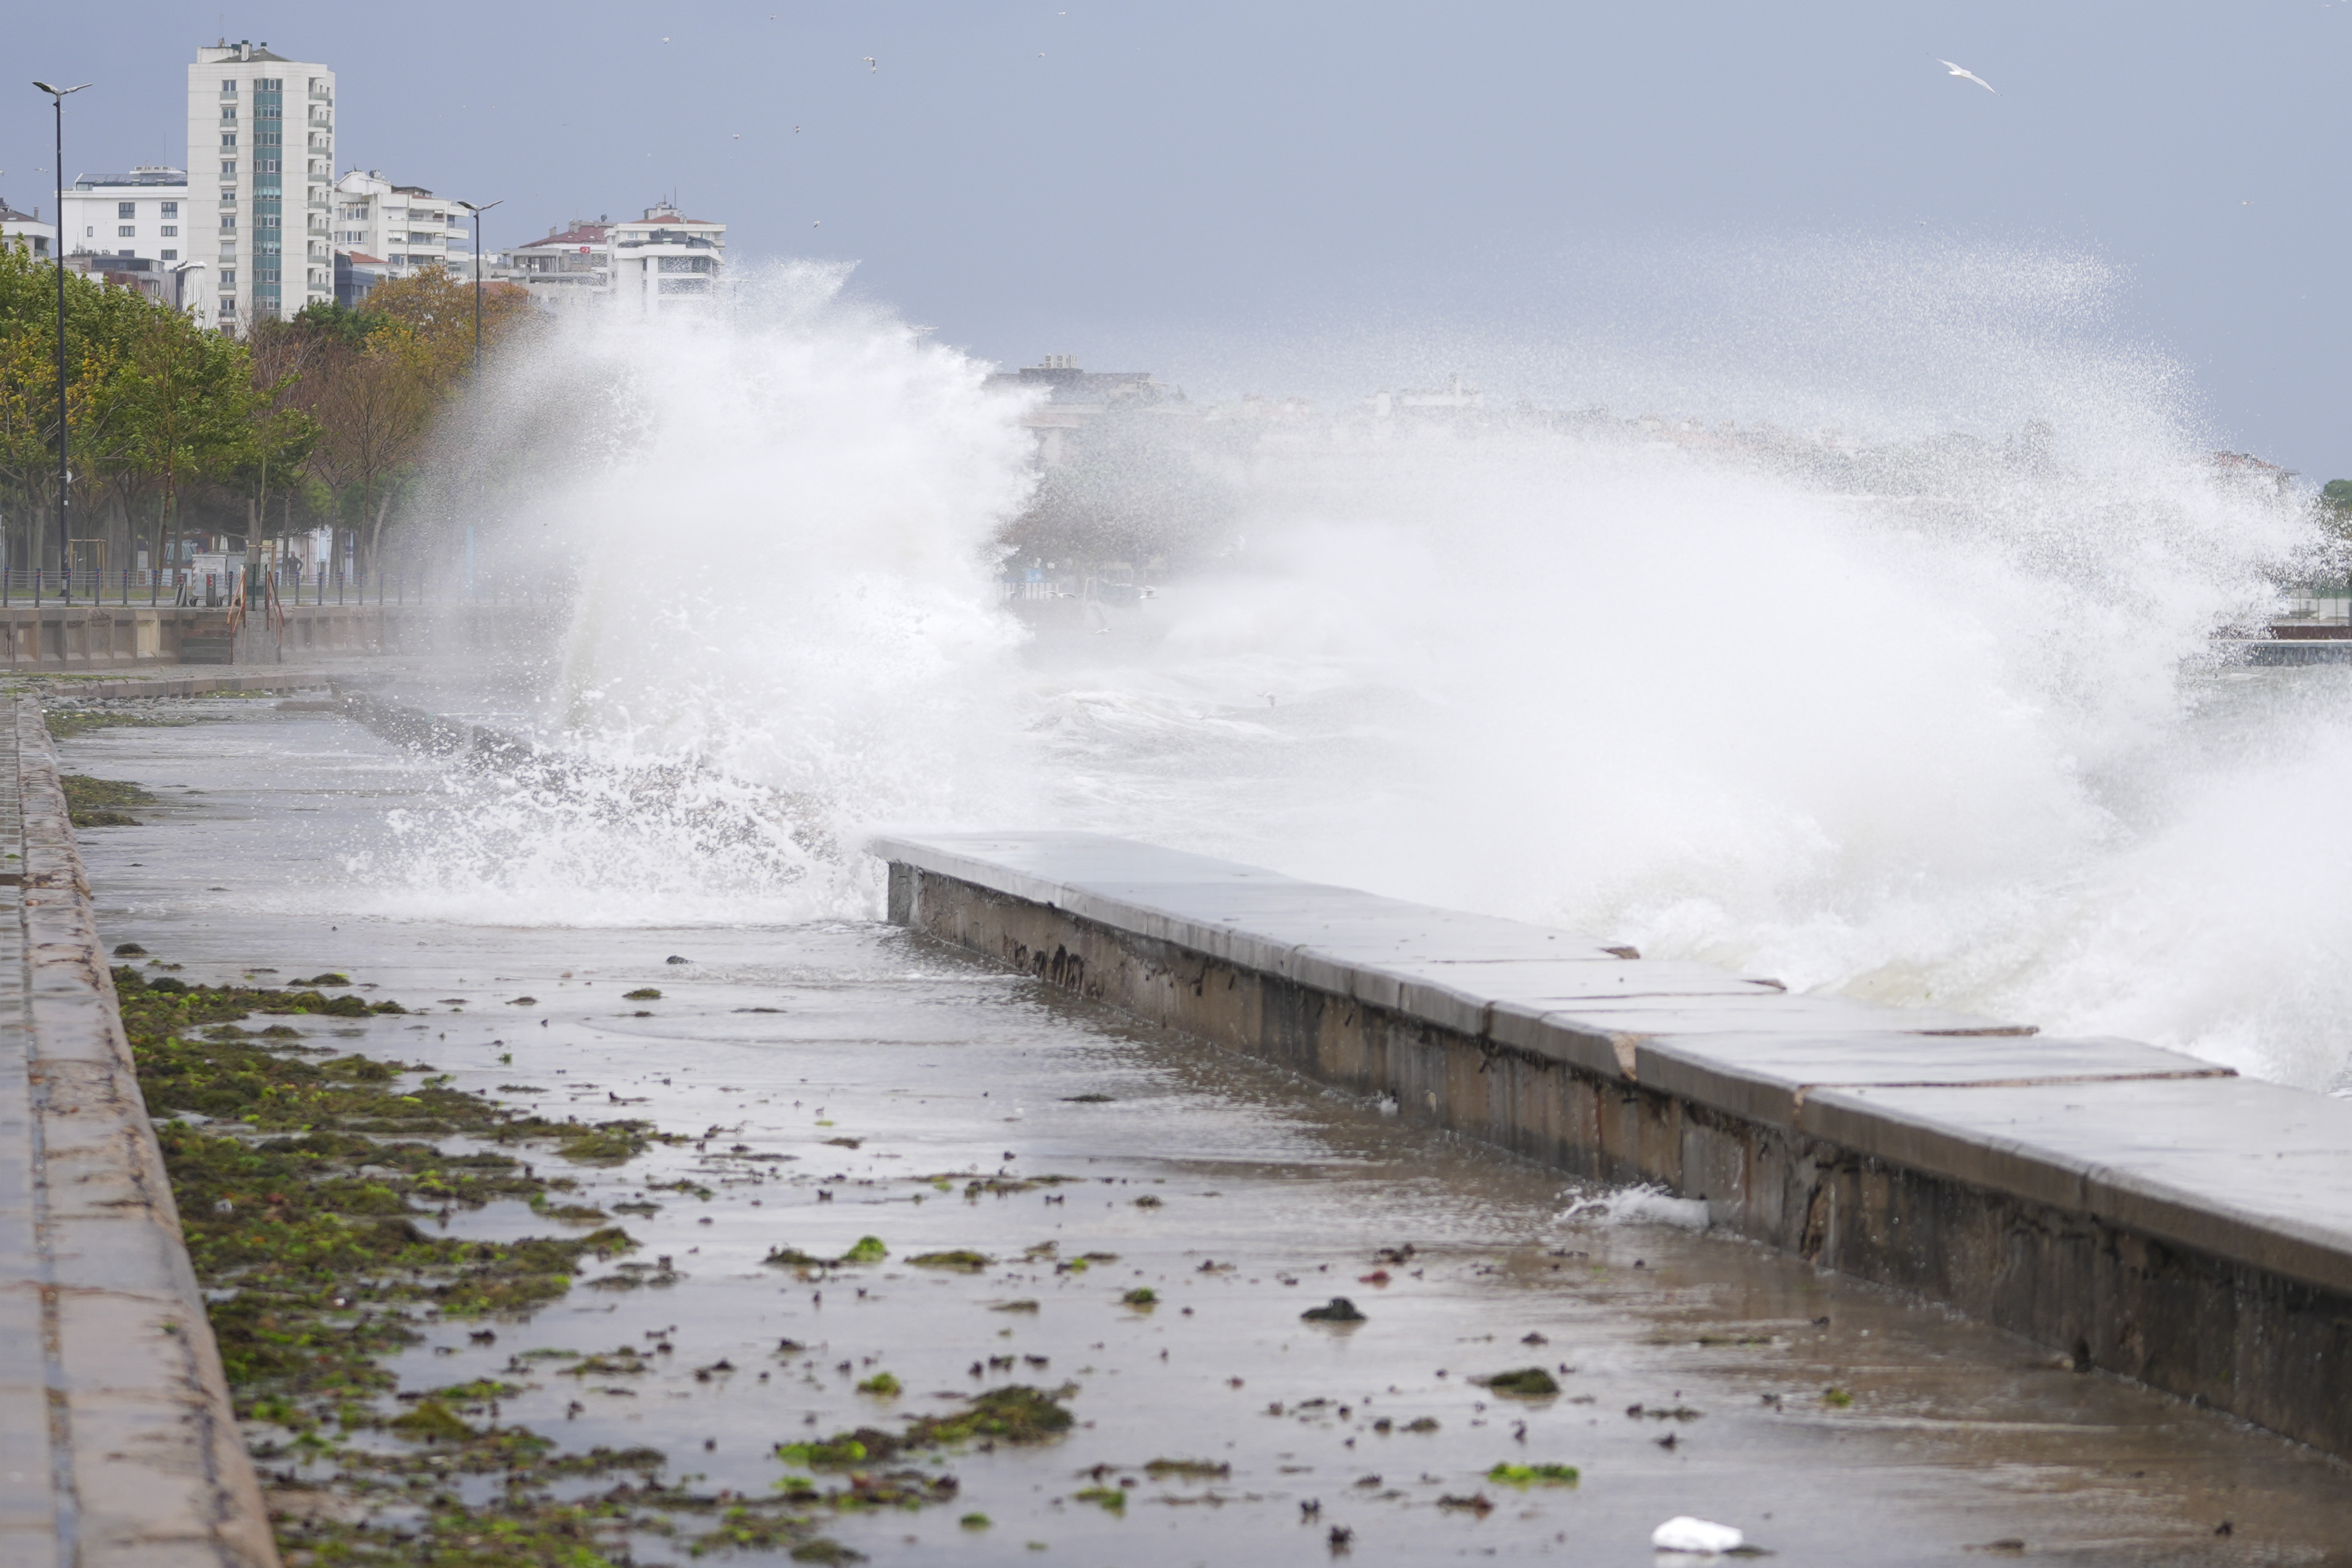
[452,199,501,607]
[32,80,91,600]
[454,198,503,373]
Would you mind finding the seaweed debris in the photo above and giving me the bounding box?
[122,963,956,1565]
[62,774,154,827]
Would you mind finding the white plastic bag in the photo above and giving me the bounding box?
[1652,1516,1745,1554]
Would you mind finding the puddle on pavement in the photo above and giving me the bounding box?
[57,698,2352,1566]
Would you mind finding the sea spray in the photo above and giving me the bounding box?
[375,244,2352,1086]
[363,263,1043,922]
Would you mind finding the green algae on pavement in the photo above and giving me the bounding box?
[44,707,201,740]
[119,962,983,1567]
[909,1249,992,1272]
[61,774,154,826]
[1472,1367,1562,1397]
[1487,1462,1580,1487]
[778,1385,1078,1471]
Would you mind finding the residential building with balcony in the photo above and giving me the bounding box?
[331,170,467,282]
[607,201,725,313]
[185,40,335,330]
[505,217,612,312]
[0,200,52,257]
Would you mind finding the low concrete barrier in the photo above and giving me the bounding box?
[874,830,2352,1459]
[0,599,562,672]
[0,698,277,1566]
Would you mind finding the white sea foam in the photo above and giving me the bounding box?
[376,244,2352,1087]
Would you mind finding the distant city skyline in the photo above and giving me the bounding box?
[7,1,2348,477]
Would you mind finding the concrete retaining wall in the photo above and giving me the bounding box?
[0,600,563,672]
[875,830,2352,1461]
[0,698,277,1566]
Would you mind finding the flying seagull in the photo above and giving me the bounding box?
[863,56,877,71]
[1938,59,1996,93]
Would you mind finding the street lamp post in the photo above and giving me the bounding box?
[452,199,502,612]
[32,80,91,599]
[454,198,503,375]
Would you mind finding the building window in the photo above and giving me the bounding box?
[220,135,236,149]
[161,201,178,217]
[84,226,94,237]
[161,249,177,261]
[220,80,237,96]
[220,271,236,286]
[658,256,715,273]
[221,106,238,121]
[658,278,711,294]
[161,225,177,238]
[117,225,135,238]
[117,201,136,219]
[221,216,237,230]
[257,78,280,90]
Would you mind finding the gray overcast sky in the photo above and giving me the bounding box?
[9,2,2348,474]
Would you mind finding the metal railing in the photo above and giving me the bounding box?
[2279,592,2352,624]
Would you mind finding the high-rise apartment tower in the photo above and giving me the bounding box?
[185,40,335,330]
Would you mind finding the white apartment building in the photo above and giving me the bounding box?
[61,165,188,267]
[607,201,725,313]
[185,40,336,330]
[506,217,612,313]
[0,199,52,257]
[331,170,472,282]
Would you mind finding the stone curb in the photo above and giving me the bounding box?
[4,697,278,1567]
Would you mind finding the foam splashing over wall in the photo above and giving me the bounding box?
[369,243,2352,1087]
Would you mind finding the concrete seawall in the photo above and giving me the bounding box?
[875,830,2352,1460]
[0,698,277,1566]
[0,600,564,672]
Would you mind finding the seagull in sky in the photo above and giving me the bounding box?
[863,56,877,71]
[1938,59,1996,93]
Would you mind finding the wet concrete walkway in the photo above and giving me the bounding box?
[51,698,2352,1566]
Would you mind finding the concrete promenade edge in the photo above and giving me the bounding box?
[0,698,278,1567]
[873,828,2352,1461]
